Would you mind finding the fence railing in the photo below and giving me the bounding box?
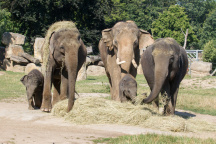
[186,50,203,75]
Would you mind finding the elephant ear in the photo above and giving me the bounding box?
[139,29,154,51]
[102,28,113,51]
[49,31,56,55]
[20,75,28,87]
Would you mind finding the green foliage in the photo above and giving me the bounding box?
[203,40,216,63]
[152,5,198,48]
[0,0,113,53]
[0,8,19,43]
[200,9,216,48]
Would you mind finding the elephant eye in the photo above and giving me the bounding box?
[60,46,64,50]
[170,55,174,64]
[134,40,138,47]
[113,40,118,46]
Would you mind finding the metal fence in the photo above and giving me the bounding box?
[186,50,203,75]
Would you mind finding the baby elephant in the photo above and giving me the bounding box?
[20,69,44,110]
[119,74,137,103]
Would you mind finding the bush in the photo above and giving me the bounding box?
[203,40,216,63]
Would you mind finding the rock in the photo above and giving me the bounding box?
[137,64,143,74]
[34,38,45,62]
[5,45,24,58]
[191,70,210,78]
[10,55,29,65]
[191,61,212,73]
[25,63,42,74]
[1,32,25,45]
[86,56,91,66]
[77,62,87,81]
[13,65,25,73]
[87,65,106,76]
[3,59,13,71]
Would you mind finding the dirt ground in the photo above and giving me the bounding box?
[0,76,216,143]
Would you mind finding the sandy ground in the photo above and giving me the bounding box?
[0,74,216,143]
[0,94,216,144]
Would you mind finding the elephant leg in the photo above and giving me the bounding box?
[41,62,54,112]
[52,78,61,106]
[60,69,68,100]
[34,92,42,109]
[26,88,35,110]
[162,82,172,115]
[171,87,179,114]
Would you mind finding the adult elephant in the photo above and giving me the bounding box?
[99,21,154,101]
[141,38,188,115]
[41,21,87,112]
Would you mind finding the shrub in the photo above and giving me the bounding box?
[203,40,216,63]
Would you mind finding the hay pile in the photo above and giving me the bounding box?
[52,97,216,133]
[41,21,77,74]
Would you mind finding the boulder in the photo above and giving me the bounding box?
[87,65,106,76]
[13,65,25,73]
[190,61,212,77]
[2,32,25,45]
[25,63,42,74]
[191,70,210,78]
[191,61,212,73]
[34,38,45,62]
[3,59,13,71]
[77,62,87,81]
[5,45,24,58]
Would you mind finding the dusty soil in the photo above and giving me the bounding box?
[0,74,216,143]
[0,94,216,144]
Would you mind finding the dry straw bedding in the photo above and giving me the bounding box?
[52,96,216,133]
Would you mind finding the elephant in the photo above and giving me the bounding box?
[41,22,87,112]
[141,38,188,115]
[20,69,43,110]
[99,21,154,101]
[119,74,137,103]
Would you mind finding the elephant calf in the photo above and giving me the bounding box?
[119,74,137,103]
[20,69,44,110]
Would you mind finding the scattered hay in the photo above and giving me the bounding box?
[41,21,77,74]
[52,97,216,133]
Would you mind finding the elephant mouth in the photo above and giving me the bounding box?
[116,57,138,68]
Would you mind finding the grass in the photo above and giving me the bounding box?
[0,71,216,116]
[0,71,26,100]
[93,134,216,144]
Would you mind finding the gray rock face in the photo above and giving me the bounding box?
[2,32,25,46]
[5,45,24,58]
[191,61,212,77]
[87,65,106,76]
[34,38,45,62]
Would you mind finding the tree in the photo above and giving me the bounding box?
[203,39,216,63]
[200,9,216,48]
[0,0,113,53]
[152,5,198,49]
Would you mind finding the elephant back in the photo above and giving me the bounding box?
[41,21,78,75]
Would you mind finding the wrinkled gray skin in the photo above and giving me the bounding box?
[99,21,154,101]
[119,74,137,103]
[20,69,44,110]
[141,38,188,115]
[41,28,87,112]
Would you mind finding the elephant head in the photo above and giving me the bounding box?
[142,38,183,104]
[102,21,154,77]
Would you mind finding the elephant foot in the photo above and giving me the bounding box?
[41,101,52,112]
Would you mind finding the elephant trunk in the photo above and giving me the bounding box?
[143,57,169,103]
[65,53,78,112]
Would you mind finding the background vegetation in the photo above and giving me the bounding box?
[0,0,216,56]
